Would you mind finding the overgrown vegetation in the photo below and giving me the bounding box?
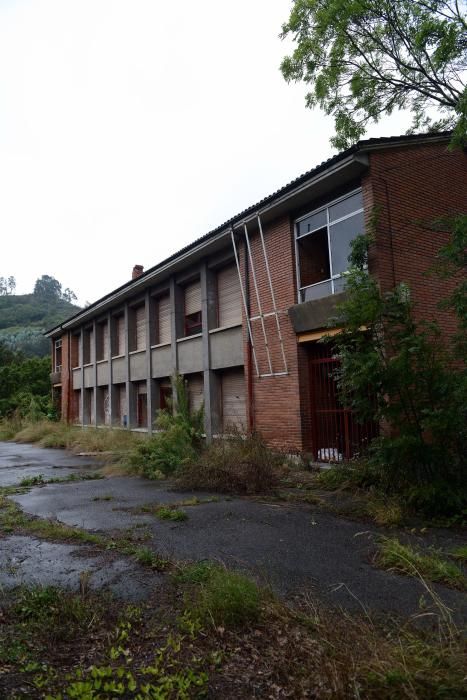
[127,374,203,478]
[183,564,263,628]
[0,417,145,462]
[376,537,467,590]
[177,430,283,494]
[2,569,466,699]
[0,342,52,420]
[329,219,467,517]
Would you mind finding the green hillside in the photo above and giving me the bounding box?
[0,293,80,357]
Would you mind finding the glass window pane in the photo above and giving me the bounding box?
[298,227,331,287]
[297,209,327,236]
[329,211,365,275]
[329,192,363,222]
[303,280,333,301]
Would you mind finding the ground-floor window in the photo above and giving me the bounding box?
[219,368,246,433]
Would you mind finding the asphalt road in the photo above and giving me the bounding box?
[1,441,466,624]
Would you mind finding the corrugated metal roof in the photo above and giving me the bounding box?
[45,130,451,335]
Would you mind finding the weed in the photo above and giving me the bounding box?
[131,546,170,571]
[174,561,214,585]
[376,537,467,590]
[186,565,263,627]
[19,473,47,487]
[450,545,467,562]
[365,497,403,527]
[92,494,114,501]
[178,431,282,494]
[156,506,188,522]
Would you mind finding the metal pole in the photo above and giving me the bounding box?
[230,229,260,377]
[257,214,288,374]
[243,223,273,375]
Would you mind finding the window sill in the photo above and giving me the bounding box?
[209,323,242,335]
[177,333,202,343]
[151,342,171,349]
[129,349,146,355]
[96,359,109,365]
[111,354,125,360]
[83,363,93,368]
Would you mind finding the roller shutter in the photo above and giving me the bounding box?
[116,384,127,426]
[217,265,241,327]
[115,316,125,356]
[135,306,146,350]
[158,296,171,344]
[187,374,204,413]
[184,281,202,315]
[221,370,246,431]
[102,322,109,359]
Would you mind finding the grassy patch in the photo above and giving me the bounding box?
[178,432,284,495]
[184,565,263,628]
[376,537,467,590]
[173,561,215,585]
[130,545,170,571]
[5,418,145,458]
[450,545,467,562]
[155,506,188,522]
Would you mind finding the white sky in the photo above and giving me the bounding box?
[0,0,410,306]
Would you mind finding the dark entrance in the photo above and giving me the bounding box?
[308,342,378,461]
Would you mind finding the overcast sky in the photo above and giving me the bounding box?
[0,0,410,306]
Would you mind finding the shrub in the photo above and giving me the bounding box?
[127,374,204,478]
[177,431,282,494]
[331,228,467,517]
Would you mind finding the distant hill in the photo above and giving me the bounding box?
[0,294,80,357]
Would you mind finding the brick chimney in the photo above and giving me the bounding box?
[132,265,144,280]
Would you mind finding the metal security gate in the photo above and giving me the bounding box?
[309,343,378,461]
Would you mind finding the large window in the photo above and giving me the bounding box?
[54,339,62,372]
[295,190,364,302]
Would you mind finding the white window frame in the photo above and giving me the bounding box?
[294,188,364,302]
[54,338,62,372]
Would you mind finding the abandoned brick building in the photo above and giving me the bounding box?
[47,132,467,459]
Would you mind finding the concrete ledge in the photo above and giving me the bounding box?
[288,293,346,333]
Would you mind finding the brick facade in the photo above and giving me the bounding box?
[49,134,466,456]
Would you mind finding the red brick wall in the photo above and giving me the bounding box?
[239,214,307,452]
[364,142,467,338]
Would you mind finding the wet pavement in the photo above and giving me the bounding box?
[1,442,466,622]
[0,441,100,486]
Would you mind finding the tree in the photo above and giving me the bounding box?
[33,275,62,301]
[62,287,77,303]
[330,231,467,515]
[281,0,467,149]
[0,276,16,295]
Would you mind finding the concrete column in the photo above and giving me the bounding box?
[79,327,84,426]
[169,278,184,405]
[124,303,132,429]
[92,320,98,427]
[201,262,220,439]
[145,290,155,434]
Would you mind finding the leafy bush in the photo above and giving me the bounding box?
[331,225,467,516]
[127,374,204,478]
[177,431,282,494]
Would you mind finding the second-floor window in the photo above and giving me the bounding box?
[112,315,125,357]
[217,264,241,328]
[83,327,93,365]
[54,339,62,372]
[184,280,202,336]
[156,295,171,344]
[295,190,364,302]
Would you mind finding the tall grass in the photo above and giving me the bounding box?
[2,417,145,457]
